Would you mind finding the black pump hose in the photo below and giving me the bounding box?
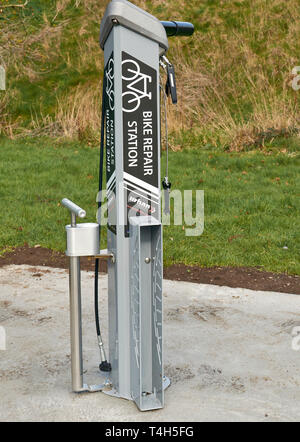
[95,75,111,372]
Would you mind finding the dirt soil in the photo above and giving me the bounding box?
[0,244,299,294]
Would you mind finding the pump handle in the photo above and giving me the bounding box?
[161,21,194,37]
[61,198,86,219]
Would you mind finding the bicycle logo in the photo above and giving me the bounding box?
[122,58,152,113]
[106,58,114,111]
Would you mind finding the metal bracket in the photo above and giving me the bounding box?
[102,376,170,400]
[76,379,112,394]
[94,249,115,263]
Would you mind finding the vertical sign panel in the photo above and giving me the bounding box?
[105,52,116,234]
[122,51,159,236]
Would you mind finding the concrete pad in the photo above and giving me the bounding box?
[0,264,300,422]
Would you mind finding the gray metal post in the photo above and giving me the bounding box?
[100,0,168,409]
[69,254,84,392]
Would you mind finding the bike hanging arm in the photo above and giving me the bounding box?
[160,21,194,37]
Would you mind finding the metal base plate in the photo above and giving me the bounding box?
[102,376,171,401]
[74,373,112,394]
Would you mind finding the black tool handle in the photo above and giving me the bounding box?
[161,21,194,37]
[166,64,177,104]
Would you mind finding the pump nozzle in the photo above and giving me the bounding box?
[97,335,112,372]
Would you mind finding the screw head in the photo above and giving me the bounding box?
[145,257,151,264]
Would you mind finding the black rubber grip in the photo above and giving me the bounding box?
[161,21,194,37]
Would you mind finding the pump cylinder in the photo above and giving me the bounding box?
[69,256,84,392]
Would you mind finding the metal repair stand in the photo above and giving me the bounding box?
[61,0,193,411]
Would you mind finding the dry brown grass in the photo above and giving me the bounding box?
[0,87,21,137]
[55,83,102,140]
[160,0,300,150]
[1,0,300,150]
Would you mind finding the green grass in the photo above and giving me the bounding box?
[1,138,299,275]
[1,1,299,278]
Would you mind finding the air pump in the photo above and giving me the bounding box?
[61,0,194,412]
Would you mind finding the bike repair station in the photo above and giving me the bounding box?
[61,0,194,412]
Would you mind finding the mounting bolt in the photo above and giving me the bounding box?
[112,18,119,25]
[145,257,151,264]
